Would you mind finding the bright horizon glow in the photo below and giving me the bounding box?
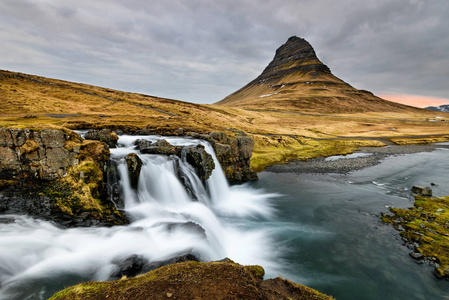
[379,94,449,108]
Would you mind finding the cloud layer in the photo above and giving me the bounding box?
[1,0,448,104]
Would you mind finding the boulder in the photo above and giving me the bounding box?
[138,139,182,156]
[109,253,200,281]
[109,255,149,280]
[125,153,142,190]
[85,129,118,148]
[411,186,433,197]
[183,145,215,182]
[134,139,153,151]
[210,132,258,183]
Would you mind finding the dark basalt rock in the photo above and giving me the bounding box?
[85,129,118,148]
[138,139,182,156]
[109,253,200,281]
[125,153,142,190]
[109,255,149,280]
[411,186,433,197]
[208,132,258,183]
[183,145,215,182]
[134,139,153,151]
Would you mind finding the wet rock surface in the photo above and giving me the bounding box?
[85,129,118,148]
[183,145,214,182]
[411,185,433,197]
[192,131,258,183]
[125,153,142,189]
[109,253,200,281]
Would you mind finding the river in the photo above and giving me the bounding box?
[0,137,448,299]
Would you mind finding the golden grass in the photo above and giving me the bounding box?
[2,69,449,170]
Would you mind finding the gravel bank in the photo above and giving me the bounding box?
[265,143,449,174]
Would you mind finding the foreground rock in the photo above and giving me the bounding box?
[50,261,334,300]
[0,127,127,227]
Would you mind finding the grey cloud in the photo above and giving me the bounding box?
[1,0,448,103]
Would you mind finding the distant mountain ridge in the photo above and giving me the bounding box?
[217,36,422,114]
[425,104,449,113]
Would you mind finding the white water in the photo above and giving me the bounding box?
[0,135,279,300]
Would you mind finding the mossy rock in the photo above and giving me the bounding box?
[50,261,334,300]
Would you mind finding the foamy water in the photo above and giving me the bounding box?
[0,135,280,300]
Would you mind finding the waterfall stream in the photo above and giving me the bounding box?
[0,135,279,300]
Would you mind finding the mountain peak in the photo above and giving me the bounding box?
[260,36,330,80]
[216,36,421,114]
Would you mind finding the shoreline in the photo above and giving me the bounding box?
[265,142,449,174]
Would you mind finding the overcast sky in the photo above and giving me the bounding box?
[1,0,448,107]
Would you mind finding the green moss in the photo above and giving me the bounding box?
[250,135,384,172]
[49,261,334,300]
[43,160,126,225]
[247,265,265,279]
[382,195,449,277]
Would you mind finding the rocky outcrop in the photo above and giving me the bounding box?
[137,139,181,156]
[85,129,118,148]
[183,145,215,182]
[134,139,215,183]
[411,185,433,197]
[133,131,256,183]
[51,261,335,300]
[0,127,127,227]
[125,153,142,189]
[191,131,258,183]
[0,128,80,181]
[109,253,200,281]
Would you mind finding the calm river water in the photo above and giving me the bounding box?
[248,145,449,300]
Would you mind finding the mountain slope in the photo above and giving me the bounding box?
[217,36,422,114]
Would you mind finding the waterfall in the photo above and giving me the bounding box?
[0,135,279,300]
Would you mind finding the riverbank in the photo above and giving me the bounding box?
[265,142,449,174]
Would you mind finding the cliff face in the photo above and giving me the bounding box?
[0,128,127,227]
[188,131,258,183]
[0,128,80,181]
[217,36,422,114]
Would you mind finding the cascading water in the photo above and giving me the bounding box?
[0,135,279,300]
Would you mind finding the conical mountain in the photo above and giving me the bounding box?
[216,36,420,114]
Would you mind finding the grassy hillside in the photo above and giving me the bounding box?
[1,69,449,171]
